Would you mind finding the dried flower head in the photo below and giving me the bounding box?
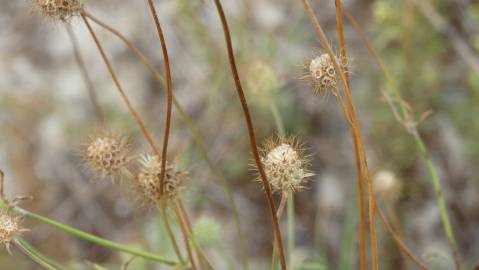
[259,136,314,193]
[135,154,187,206]
[308,53,338,94]
[33,0,83,21]
[0,210,24,253]
[81,131,131,179]
[373,170,402,203]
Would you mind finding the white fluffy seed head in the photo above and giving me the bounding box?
[260,138,314,193]
[136,154,186,205]
[82,131,130,179]
[33,0,83,21]
[308,53,338,93]
[373,170,402,203]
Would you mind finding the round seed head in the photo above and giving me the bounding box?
[82,131,131,179]
[373,170,402,203]
[308,53,338,94]
[259,137,314,193]
[0,211,22,250]
[135,154,186,206]
[33,0,83,21]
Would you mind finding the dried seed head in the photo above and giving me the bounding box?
[33,0,83,21]
[309,53,338,93]
[259,137,314,193]
[0,211,23,252]
[373,170,402,203]
[82,131,131,179]
[135,154,186,205]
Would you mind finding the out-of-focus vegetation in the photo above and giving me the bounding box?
[1,0,479,269]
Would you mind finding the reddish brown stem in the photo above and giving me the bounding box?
[172,201,197,270]
[80,11,160,155]
[145,0,173,196]
[212,1,287,269]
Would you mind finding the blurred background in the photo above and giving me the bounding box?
[1,0,479,269]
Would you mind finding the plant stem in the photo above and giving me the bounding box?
[271,193,288,270]
[301,1,378,269]
[84,13,248,269]
[3,205,178,265]
[14,239,59,270]
[64,23,103,123]
[15,238,64,270]
[159,202,184,263]
[344,10,458,269]
[171,201,197,270]
[212,1,287,269]
[332,3,366,270]
[79,11,160,155]
[145,0,173,197]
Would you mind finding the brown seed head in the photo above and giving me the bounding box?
[135,154,186,206]
[33,0,83,21]
[82,131,130,179]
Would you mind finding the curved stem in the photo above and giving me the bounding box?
[79,11,160,155]
[14,239,62,270]
[171,201,197,270]
[83,12,247,269]
[212,1,287,269]
[145,0,173,197]
[5,205,178,265]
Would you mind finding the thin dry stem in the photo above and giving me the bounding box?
[64,23,103,123]
[212,1,287,269]
[171,201,197,270]
[333,3,366,270]
[159,201,184,263]
[271,193,288,270]
[80,11,160,155]
[145,0,173,197]
[301,1,378,269]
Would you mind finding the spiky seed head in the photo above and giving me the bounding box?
[0,211,23,252]
[82,131,131,179]
[373,170,402,203]
[308,53,340,94]
[135,154,186,206]
[259,137,314,193]
[33,0,83,21]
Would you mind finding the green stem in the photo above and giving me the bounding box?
[16,238,65,270]
[14,239,60,270]
[270,102,285,137]
[1,204,178,266]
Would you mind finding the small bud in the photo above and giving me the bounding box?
[259,137,314,193]
[33,0,83,21]
[0,211,24,253]
[81,131,131,179]
[245,60,280,98]
[135,154,186,206]
[193,217,221,248]
[373,170,402,203]
[308,54,338,94]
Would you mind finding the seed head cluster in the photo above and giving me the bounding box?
[373,170,402,203]
[260,137,313,193]
[82,132,130,178]
[309,53,338,93]
[33,0,83,21]
[135,154,186,205]
[0,211,22,252]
